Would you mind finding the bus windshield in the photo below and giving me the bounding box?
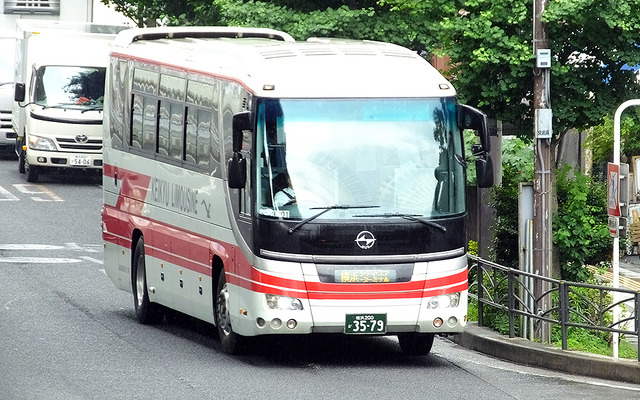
[33,66,106,109]
[256,98,466,221]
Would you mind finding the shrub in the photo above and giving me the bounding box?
[553,165,611,282]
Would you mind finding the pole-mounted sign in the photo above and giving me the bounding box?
[608,162,620,237]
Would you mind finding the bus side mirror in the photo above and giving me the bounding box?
[476,155,494,188]
[232,111,252,152]
[228,111,251,189]
[457,104,490,152]
[14,83,25,103]
[228,152,247,189]
[458,104,494,188]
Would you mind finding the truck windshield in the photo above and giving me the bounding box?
[33,66,106,109]
[256,98,466,221]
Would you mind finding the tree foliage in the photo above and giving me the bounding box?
[553,165,611,281]
[382,0,640,139]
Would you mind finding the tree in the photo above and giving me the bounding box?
[380,0,640,144]
[167,0,436,51]
[100,0,199,27]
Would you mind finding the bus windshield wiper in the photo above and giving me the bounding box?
[288,204,380,234]
[354,212,447,232]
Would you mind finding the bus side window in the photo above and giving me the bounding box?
[131,94,143,149]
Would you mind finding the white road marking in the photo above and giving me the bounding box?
[0,257,81,264]
[0,185,19,201]
[81,256,103,264]
[13,184,63,202]
[0,244,64,250]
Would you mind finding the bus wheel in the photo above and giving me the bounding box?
[398,333,435,356]
[132,238,161,324]
[25,159,38,183]
[215,268,245,354]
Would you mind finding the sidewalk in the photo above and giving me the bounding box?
[452,323,640,384]
[452,256,640,385]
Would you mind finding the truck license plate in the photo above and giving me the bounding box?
[70,154,91,166]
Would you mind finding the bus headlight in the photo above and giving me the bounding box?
[265,294,303,310]
[427,292,461,309]
[28,135,56,151]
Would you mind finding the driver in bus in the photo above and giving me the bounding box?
[273,172,295,207]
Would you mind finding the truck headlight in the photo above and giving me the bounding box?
[28,135,57,151]
[427,292,461,309]
[265,294,303,310]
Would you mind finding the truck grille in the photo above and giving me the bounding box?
[56,137,102,151]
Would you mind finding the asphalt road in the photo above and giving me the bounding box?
[1,153,640,400]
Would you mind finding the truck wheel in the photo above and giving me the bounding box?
[398,333,435,356]
[132,238,161,324]
[18,148,25,174]
[25,159,38,183]
[214,268,246,354]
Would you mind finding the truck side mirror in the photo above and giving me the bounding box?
[14,83,25,103]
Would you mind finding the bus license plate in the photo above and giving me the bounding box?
[345,313,387,334]
[70,155,91,166]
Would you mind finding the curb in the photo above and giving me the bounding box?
[451,323,640,385]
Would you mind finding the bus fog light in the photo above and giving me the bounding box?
[433,318,443,328]
[286,319,297,329]
[271,318,282,329]
[427,292,461,309]
[256,317,266,327]
[266,294,303,310]
[447,316,458,327]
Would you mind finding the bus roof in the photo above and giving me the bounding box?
[112,27,456,98]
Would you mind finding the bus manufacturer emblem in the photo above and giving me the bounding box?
[355,231,376,250]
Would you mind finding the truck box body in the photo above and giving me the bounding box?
[0,33,16,148]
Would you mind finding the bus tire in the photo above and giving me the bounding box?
[132,238,161,324]
[215,268,245,354]
[25,159,38,183]
[398,333,435,356]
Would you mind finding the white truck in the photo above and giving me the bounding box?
[12,20,129,182]
[0,32,17,150]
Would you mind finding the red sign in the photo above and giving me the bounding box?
[607,163,620,217]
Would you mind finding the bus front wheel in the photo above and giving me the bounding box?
[398,333,435,356]
[215,268,246,354]
[132,238,161,324]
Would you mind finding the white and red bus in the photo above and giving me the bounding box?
[101,27,493,355]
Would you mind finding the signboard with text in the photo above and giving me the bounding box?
[608,163,620,217]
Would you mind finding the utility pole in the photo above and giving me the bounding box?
[533,0,552,343]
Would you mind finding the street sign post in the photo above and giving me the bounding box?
[610,99,640,359]
[608,162,620,238]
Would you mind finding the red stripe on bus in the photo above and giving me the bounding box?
[103,204,231,277]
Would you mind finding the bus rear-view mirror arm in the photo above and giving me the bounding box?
[457,104,494,188]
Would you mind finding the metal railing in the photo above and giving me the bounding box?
[468,254,640,361]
